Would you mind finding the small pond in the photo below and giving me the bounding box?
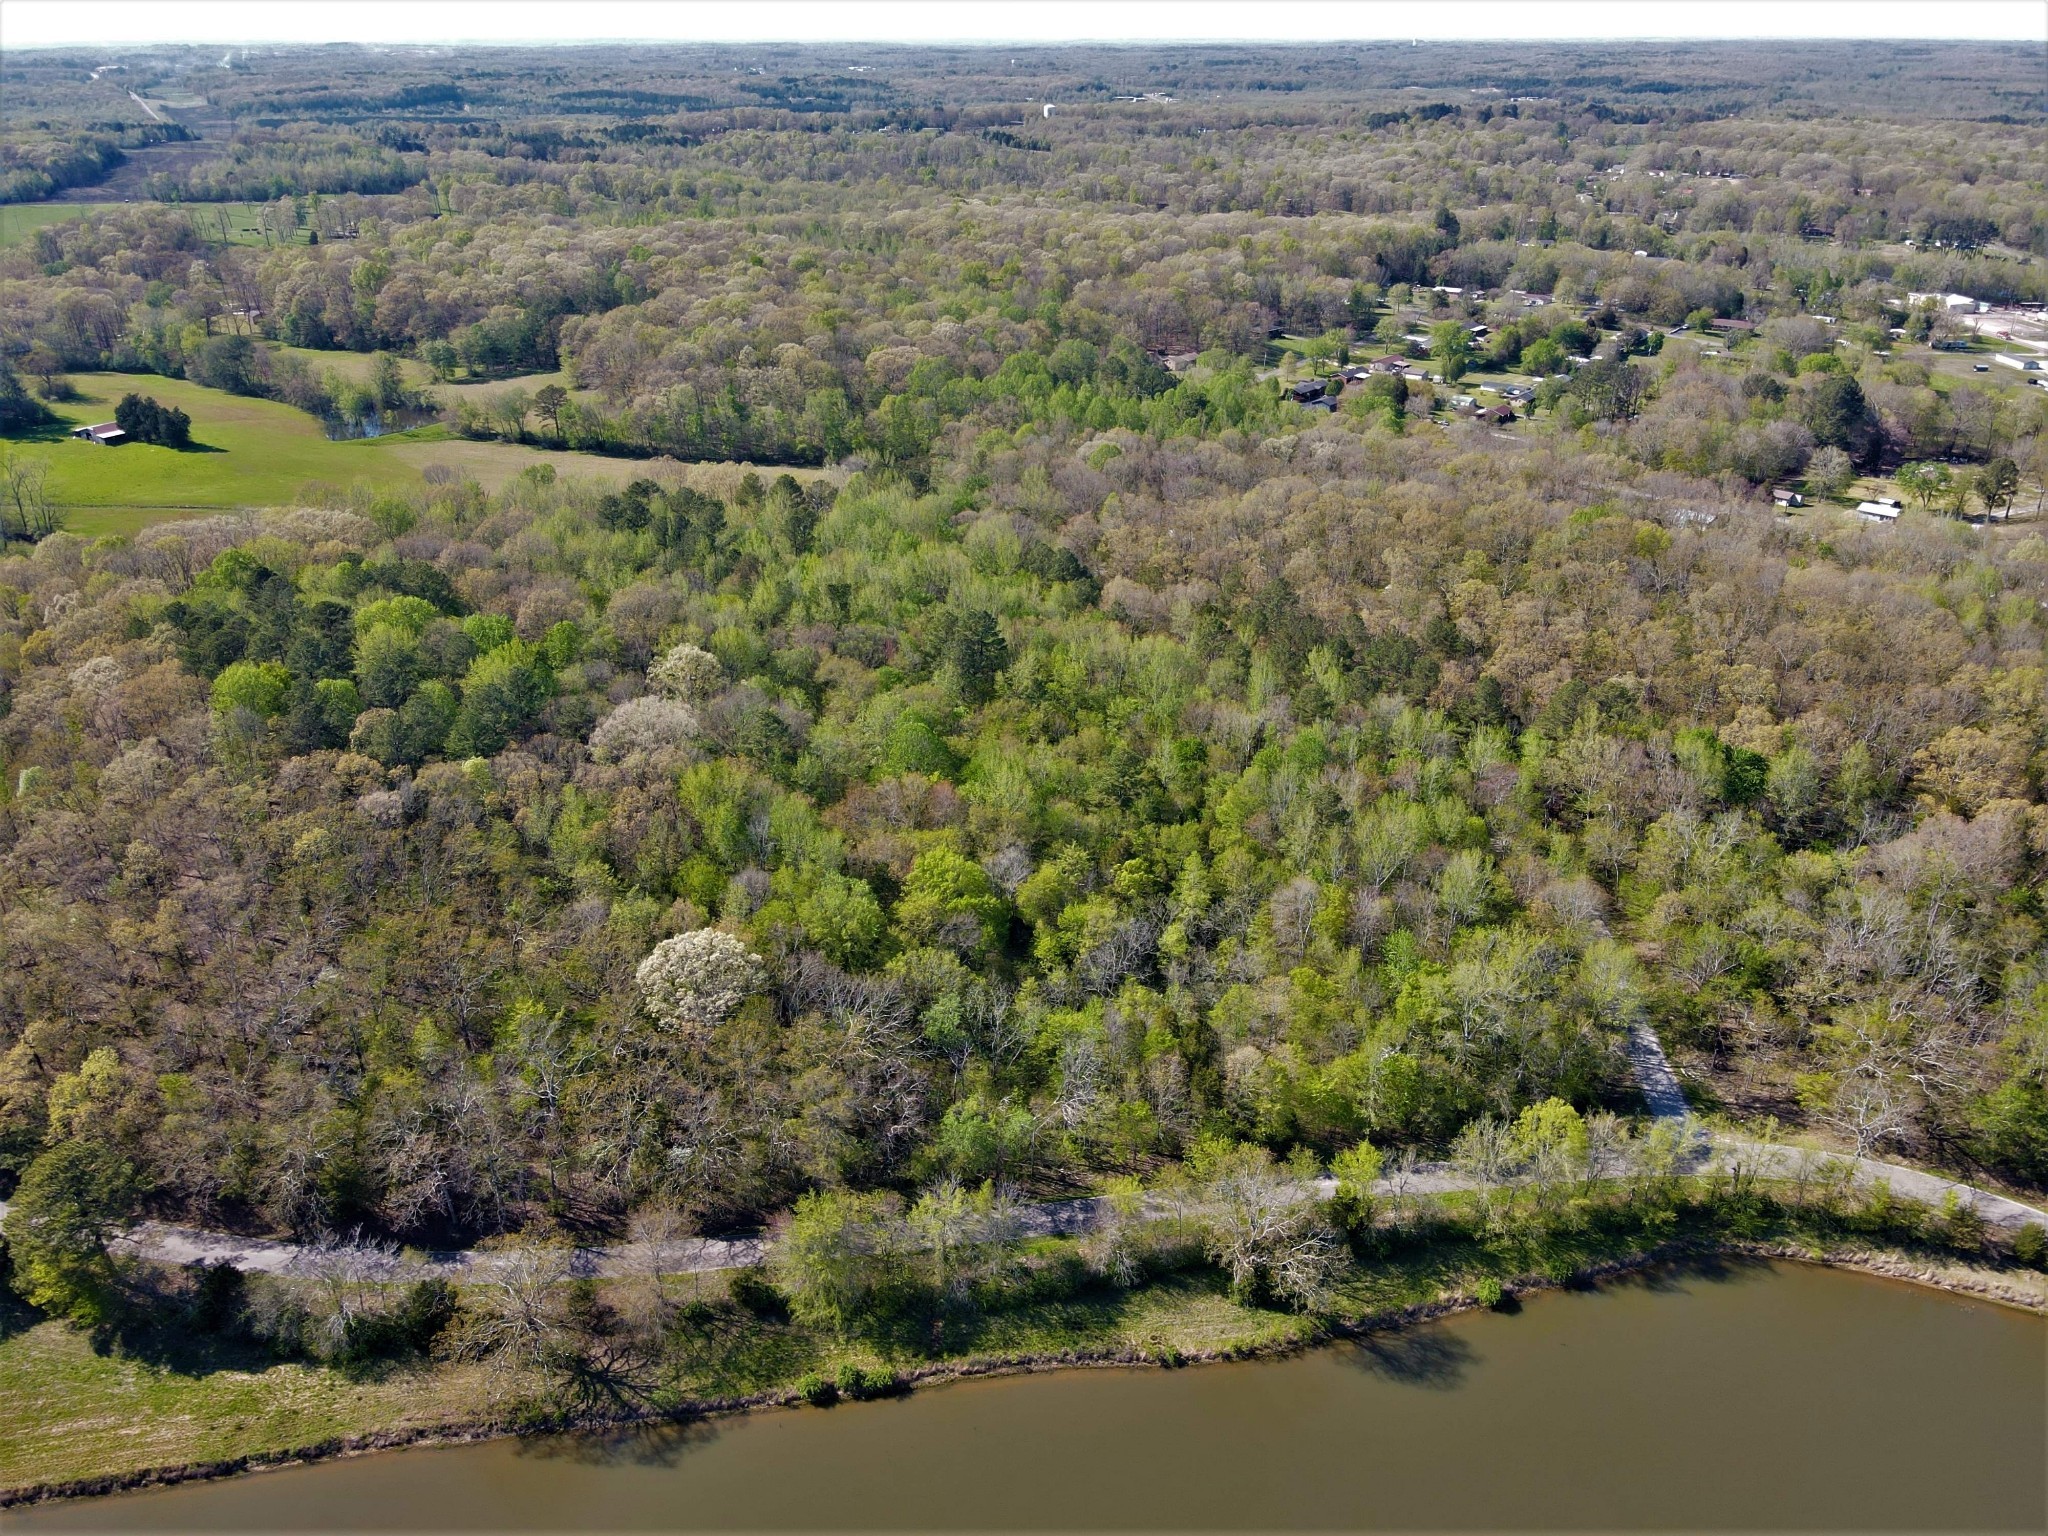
[322,407,438,440]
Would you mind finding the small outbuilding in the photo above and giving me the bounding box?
[71,422,127,444]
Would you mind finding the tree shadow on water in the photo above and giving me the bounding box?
[1601,1251,1774,1297]
[1339,1327,1475,1390]
[515,1417,724,1470]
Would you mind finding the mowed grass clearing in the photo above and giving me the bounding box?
[264,344,435,391]
[0,204,119,247]
[0,1305,496,1495]
[9,374,811,538]
[0,202,298,250]
[16,374,434,530]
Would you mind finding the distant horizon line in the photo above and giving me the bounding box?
[11,34,2048,51]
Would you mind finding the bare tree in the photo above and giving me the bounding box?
[289,1230,410,1358]
[1188,1142,1343,1310]
[462,1243,575,1380]
[0,447,59,544]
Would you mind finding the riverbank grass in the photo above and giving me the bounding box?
[0,1298,495,1494]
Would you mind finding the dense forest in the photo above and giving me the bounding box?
[2,42,2047,1277]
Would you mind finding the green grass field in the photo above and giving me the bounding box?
[0,202,305,250]
[7,374,835,538]
[264,345,435,390]
[0,204,117,247]
[0,1300,497,1494]
[433,368,583,404]
[16,374,436,534]
[18,375,533,534]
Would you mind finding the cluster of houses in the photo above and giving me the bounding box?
[1283,368,1522,424]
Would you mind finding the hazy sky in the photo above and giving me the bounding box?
[4,0,2043,48]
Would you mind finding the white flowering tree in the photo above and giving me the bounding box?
[635,928,765,1038]
[589,695,699,761]
[647,642,724,703]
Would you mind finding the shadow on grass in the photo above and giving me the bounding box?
[87,1312,299,1380]
[667,1304,824,1400]
[0,1291,42,1344]
[4,421,76,445]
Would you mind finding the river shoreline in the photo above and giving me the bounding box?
[7,1239,2041,1513]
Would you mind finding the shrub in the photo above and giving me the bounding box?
[2011,1223,2047,1271]
[1937,1192,1986,1254]
[796,1371,840,1406]
[1473,1276,1506,1310]
[834,1361,902,1400]
[189,1260,247,1332]
[3,1139,137,1327]
[336,1277,460,1364]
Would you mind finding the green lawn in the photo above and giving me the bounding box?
[434,368,582,404]
[0,202,300,250]
[16,374,435,529]
[0,1301,495,1494]
[163,203,313,248]
[264,344,435,390]
[0,205,117,247]
[7,374,727,537]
